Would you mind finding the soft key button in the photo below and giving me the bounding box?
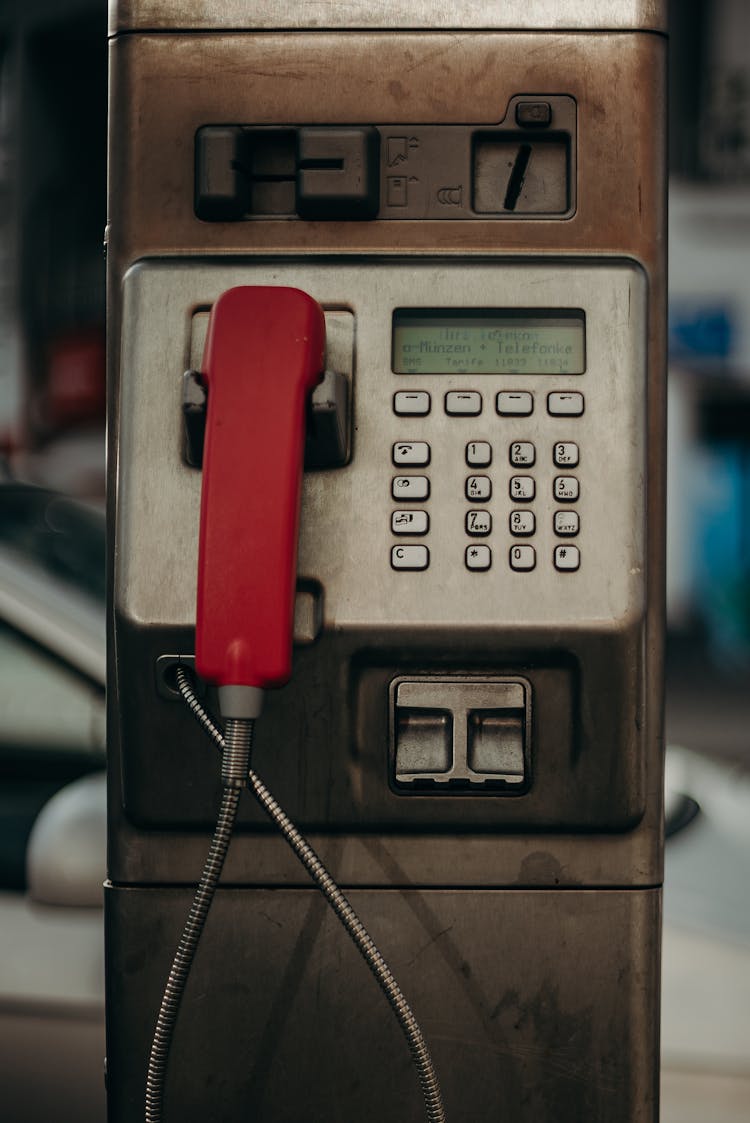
[548,391,584,416]
[446,391,482,416]
[394,391,431,416]
[497,391,533,416]
[392,441,430,466]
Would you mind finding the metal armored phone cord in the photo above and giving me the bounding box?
[156,664,447,1123]
[145,706,253,1123]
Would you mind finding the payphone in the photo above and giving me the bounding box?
[106,3,667,1121]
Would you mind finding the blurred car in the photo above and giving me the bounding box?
[0,483,106,1123]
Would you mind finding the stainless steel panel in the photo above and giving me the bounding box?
[116,259,646,635]
[106,884,661,1122]
[109,0,668,35]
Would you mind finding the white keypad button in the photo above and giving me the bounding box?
[554,544,580,571]
[394,391,431,416]
[510,544,536,571]
[553,476,579,502]
[466,441,492,466]
[466,475,492,500]
[466,544,491,571]
[554,510,579,536]
[497,391,533,416]
[553,441,579,466]
[509,441,535,466]
[548,391,584,416]
[392,510,429,535]
[392,441,430,466]
[510,475,535,501]
[445,391,482,415]
[466,509,492,536]
[510,510,535,536]
[392,475,430,500]
[391,544,429,570]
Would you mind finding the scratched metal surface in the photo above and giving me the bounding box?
[109,0,668,35]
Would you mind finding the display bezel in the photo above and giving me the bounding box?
[392,307,586,375]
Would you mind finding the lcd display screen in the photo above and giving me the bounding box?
[392,309,585,375]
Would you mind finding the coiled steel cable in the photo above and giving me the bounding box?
[175,665,446,1123]
[145,683,253,1123]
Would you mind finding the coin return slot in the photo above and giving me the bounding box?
[467,710,525,784]
[394,710,453,776]
[392,677,530,792]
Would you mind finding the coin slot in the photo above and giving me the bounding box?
[395,709,453,775]
[467,709,525,783]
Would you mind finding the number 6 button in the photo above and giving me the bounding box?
[553,476,579,502]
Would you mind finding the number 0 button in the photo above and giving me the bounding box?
[510,545,536,571]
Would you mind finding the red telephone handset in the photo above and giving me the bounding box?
[195,286,325,712]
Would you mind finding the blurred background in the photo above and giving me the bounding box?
[0,1,748,1120]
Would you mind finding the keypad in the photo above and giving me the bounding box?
[392,389,584,573]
